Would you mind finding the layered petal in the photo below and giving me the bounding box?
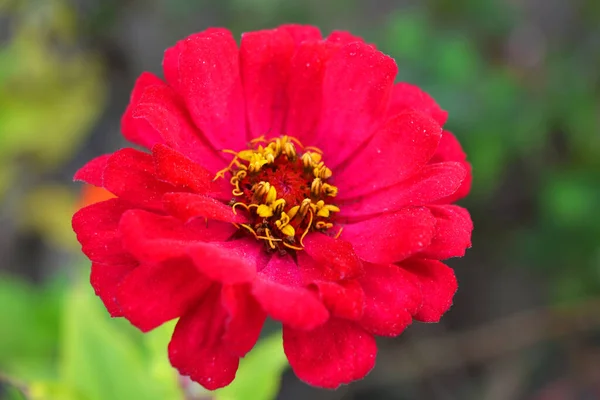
[116,258,211,332]
[240,27,295,138]
[72,198,135,265]
[119,209,236,263]
[121,72,166,148]
[339,161,467,220]
[279,24,322,44]
[386,82,448,126]
[285,40,333,142]
[103,148,176,211]
[163,192,245,224]
[335,111,442,198]
[420,205,473,260]
[169,28,247,150]
[129,82,224,172]
[90,262,137,317]
[188,240,258,285]
[430,130,472,203]
[400,258,457,322]
[73,154,110,186]
[359,263,420,336]
[315,41,397,168]
[169,286,239,390]
[221,284,266,357]
[342,207,437,264]
[152,144,226,196]
[252,255,329,330]
[311,280,365,320]
[283,319,376,389]
[326,31,365,45]
[302,233,363,281]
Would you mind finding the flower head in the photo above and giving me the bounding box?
[72,25,472,390]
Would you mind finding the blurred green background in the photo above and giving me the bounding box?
[1,0,599,399]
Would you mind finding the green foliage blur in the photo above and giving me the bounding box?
[0,0,599,399]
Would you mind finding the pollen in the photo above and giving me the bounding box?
[215,135,341,252]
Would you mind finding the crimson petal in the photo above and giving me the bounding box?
[315,41,397,168]
[119,209,236,263]
[221,284,266,357]
[73,154,110,187]
[386,82,448,126]
[358,263,420,336]
[283,319,376,389]
[240,27,295,139]
[335,111,442,198]
[121,72,166,148]
[252,255,329,330]
[116,258,211,332]
[420,205,473,260]
[400,258,457,322]
[103,148,176,211]
[90,262,136,317]
[339,161,467,220]
[168,286,239,390]
[72,198,135,265]
[173,28,247,151]
[342,207,437,264]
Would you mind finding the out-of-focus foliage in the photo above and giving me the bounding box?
[0,275,61,381]
[215,333,288,400]
[0,0,105,247]
[0,271,287,400]
[378,3,600,304]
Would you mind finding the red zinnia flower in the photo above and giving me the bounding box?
[72,25,472,389]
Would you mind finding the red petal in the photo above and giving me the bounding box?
[168,286,239,390]
[152,144,225,196]
[116,258,211,332]
[240,28,295,138]
[174,28,247,151]
[387,82,448,126]
[121,72,165,148]
[279,24,322,44]
[358,263,420,336]
[285,41,334,144]
[400,258,457,322]
[339,162,467,220]
[73,154,110,186]
[119,209,236,263]
[130,82,225,172]
[90,262,137,317]
[420,205,473,260]
[430,131,472,203]
[72,198,135,265]
[103,148,176,211]
[315,42,397,168]
[283,319,376,388]
[326,31,365,45]
[342,207,436,264]
[312,280,365,320]
[163,192,245,224]
[188,240,257,284]
[221,284,266,357]
[302,233,363,280]
[252,255,329,330]
[335,111,442,198]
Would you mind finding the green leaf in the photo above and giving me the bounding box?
[214,332,288,400]
[59,283,183,400]
[0,275,61,380]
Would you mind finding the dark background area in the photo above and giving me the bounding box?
[1,0,599,399]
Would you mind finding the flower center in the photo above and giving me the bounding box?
[215,136,341,252]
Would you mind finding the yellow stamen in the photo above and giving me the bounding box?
[215,135,341,252]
